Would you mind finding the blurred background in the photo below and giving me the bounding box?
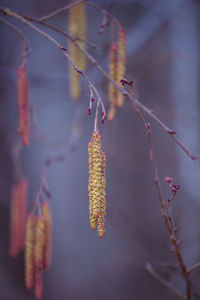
[0,0,200,299]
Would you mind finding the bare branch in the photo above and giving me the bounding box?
[146,263,186,300]
[39,0,85,21]
[0,16,29,61]
[6,9,199,161]
[0,7,105,120]
[187,262,200,274]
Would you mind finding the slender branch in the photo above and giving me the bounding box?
[6,9,199,161]
[94,100,100,132]
[187,262,200,274]
[0,7,105,118]
[0,16,29,62]
[146,263,186,300]
[86,1,122,30]
[39,0,85,21]
[32,165,46,213]
[128,84,192,299]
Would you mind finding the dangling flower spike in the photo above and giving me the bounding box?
[108,44,118,121]
[116,29,126,107]
[88,101,106,238]
[17,62,30,146]
[68,0,87,101]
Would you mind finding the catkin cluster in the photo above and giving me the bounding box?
[17,64,30,146]
[88,131,106,238]
[108,30,126,120]
[25,202,52,300]
[68,0,87,101]
[9,178,28,257]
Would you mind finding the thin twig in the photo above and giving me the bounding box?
[129,84,192,299]
[146,263,186,300]
[0,16,29,62]
[39,0,85,21]
[187,262,200,274]
[0,7,105,118]
[8,10,200,161]
[86,1,122,30]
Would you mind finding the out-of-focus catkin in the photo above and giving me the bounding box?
[35,267,43,300]
[88,131,106,238]
[108,44,118,121]
[17,64,30,146]
[25,214,35,290]
[42,202,52,270]
[34,216,45,300]
[34,216,45,269]
[9,178,28,257]
[116,30,126,107]
[68,1,87,101]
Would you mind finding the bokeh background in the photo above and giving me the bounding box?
[0,0,200,299]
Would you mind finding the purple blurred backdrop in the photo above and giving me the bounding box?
[0,0,200,299]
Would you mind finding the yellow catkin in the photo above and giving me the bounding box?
[97,151,106,238]
[91,132,103,218]
[34,216,45,300]
[42,202,52,270]
[88,141,97,230]
[25,214,35,290]
[108,44,118,121]
[88,131,106,237]
[68,1,87,101]
[116,30,126,107]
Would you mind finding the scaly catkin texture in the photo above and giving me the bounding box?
[68,1,87,101]
[108,44,118,121]
[34,216,45,300]
[42,202,52,270]
[88,131,106,237]
[9,178,28,257]
[17,65,30,146]
[116,30,126,107]
[25,214,35,290]
[97,151,106,238]
[88,140,97,230]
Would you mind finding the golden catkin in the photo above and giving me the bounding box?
[88,141,97,230]
[17,65,30,146]
[9,178,28,257]
[25,214,35,290]
[108,44,118,121]
[34,216,45,268]
[34,216,45,300]
[116,30,126,107]
[88,131,106,237]
[42,202,52,270]
[68,1,87,101]
[97,151,106,238]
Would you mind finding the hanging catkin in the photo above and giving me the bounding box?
[108,44,118,121]
[68,0,87,101]
[34,216,45,300]
[25,214,35,290]
[17,64,30,146]
[116,30,126,107]
[42,201,52,270]
[9,178,28,257]
[97,151,106,238]
[88,131,106,238]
